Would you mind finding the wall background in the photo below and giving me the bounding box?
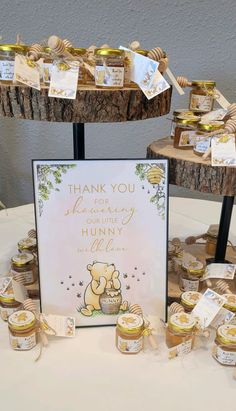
[0,0,236,207]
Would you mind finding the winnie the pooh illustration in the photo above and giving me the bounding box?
[80,261,128,316]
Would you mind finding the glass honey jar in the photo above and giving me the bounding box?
[165,312,196,350]
[116,313,144,354]
[179,261,205,292]
[189,80,216,113]
[170,109,195,139]
[212,324,236,366]
[11,253,37,285]
[180,291,202,313]
[71,47,87,84]
[95,48,125,88]
[8,309,37,351]
[205,224,218,256]
[0,44,28,84]
[222,294,236,314]
[0,289,22,321]
[173,115,200,149]
[18,237,37,254]
[193,121,225,156]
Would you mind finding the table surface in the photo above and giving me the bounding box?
[0,198,236,410]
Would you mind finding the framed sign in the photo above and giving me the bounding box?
[33,159,168,326]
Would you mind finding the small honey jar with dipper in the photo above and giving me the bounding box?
[116,313,144,354]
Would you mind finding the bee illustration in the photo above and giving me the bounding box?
[142,272,146,276]
[134,267,137,270]
[137,279,140,282]
[60,281,64,284]
[69,275,72,279]
[142,185,145,189]
[67,287,70,290]
[79,281,84,286]
[77,293,81,298]
[123,273,128,279]
[132,275,135,278]
[126,285,130,290]
[72,283,75,286]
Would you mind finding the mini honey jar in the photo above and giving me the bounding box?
[18,237,37,254]
[180,291,202,312]
[0,44,28,84]
[8,309,37,351]
[170,109,195,139]
[213,324,236,366]
[222,294,236,314]
[165,312,196,350]
[0,289,22,321]
[11,253,37,285]
[95,48,125,88]
[193,121,225,156]
[116,313,144,354]
[205,224,219,256]
[71,47,87,84]
[173,115,200,149]
[189,80,216,113]
[179,261,205,292]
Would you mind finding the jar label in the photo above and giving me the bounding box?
[117,335,143,353]
[43,63,53,83]
[0,305,19,321]
[95,66,124,87]
[0,60,15,81]
[182,278,199,292]
[213,345,236,365]
[168,339,192,359]
[179,130,196,146]
[9,332,36,350]
[11,269,34,284]
[195,138,210,154]
[190,93,213,112]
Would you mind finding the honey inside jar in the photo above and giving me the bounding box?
[213,324,236,366]
[173,115,200,149]
[189,80,216,113]
[166,312,196,349]
[180,291,202,312]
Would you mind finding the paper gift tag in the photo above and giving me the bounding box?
[49,62,79,99]
[42,314,76,337]
[120,46,170,99]
[202,263,236,280]
[201,108,227,122]
[0,276,12,294]
[211,307,235,329]
[214,88,230,109]
[12,279,28,303]
[192,288,226,328]
[211,134,236,167]
[168,340,192,359]
[13,54,40,90]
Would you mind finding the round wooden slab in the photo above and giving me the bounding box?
[147,137,236,196]
[0,84,172,123]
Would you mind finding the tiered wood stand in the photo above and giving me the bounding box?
[147,137,236,299]
[0,84,172,298]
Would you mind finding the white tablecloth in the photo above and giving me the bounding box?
[0,198,236,411]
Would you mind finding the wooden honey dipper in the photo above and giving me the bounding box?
[63,39,74,49]
[158,57,169,73]
[147,47,165,61]
[48,35,76,60]
[176,76,192,88]
[23,298,37,312]
[129,303,158,350]
[215,280,233,294]
[28,229,36,238]
[203,118,236,138]
[227,103,236,118]
[169,302,184,316]
[28,44,43,61]
[129,41,141,51]
[13,273,26,285]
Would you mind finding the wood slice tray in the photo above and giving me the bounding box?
[147,137,236,196]
[168,242,236,303]
[0,84,172,123]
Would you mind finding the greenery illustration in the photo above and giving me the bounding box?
[37,164,76,216]
[135,163,166,219]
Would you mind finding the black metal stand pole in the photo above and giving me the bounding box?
[214,195,235,263]
[73,123,85,160]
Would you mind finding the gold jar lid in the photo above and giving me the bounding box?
[0,44,28,53]
[223,294,236,312]
[198,121,224,132]
[135,49,148,56]
[192,80,216,88]
[71,47,87,56]
[117,313,143,335]
[18,237,37,251]
[0,289,15,304]
[8,310,36,331]
[181,291,202,308]
[11,252,34,267]
[95,48,124,57]
[176,115,200,126]
[168,312,196,333]
[182,260,203,272]
[186,261,205,278]
[216,324,236,346]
